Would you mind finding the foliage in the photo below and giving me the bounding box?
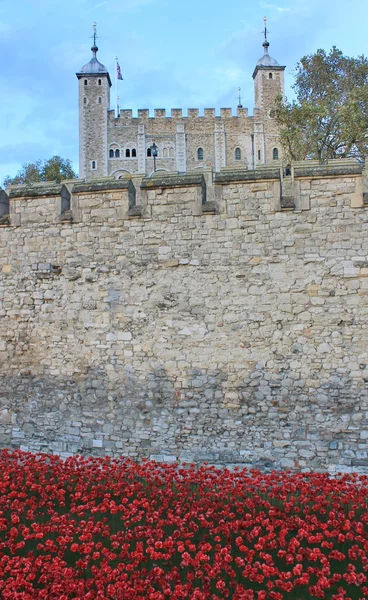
[274,47,368,163]
[3,156,77,187]
[0,450,367,599]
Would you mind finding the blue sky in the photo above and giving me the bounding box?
[0,0,366,185]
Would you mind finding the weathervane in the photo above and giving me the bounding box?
[92,22,98,46]
[237,87,243,108]
[262,16,270,53]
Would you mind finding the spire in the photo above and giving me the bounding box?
[91,22,98,56]
[76,24,112,86]
[253,16,282,76]
[237,87,243,108]
[263,16,270,56]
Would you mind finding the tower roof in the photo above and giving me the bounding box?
[252,18,285,78]
[76,24,112,86]
[256,43,280,68]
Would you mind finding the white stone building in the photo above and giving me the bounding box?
[76,27,285,180]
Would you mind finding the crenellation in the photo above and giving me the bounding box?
[204,108,216,118]
[220,108,233,118]
[187,108,199,118]
[120,109,133,119]
[237,106,248,117]
[171,109,182,118]
[137,109,150,119]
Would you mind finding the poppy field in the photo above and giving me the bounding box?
[0,449,367,599]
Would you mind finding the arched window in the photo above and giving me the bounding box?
[109,149,114,158]
[169,147,174,158]
[84,79,88,86]
[197,147,204,161]
[132,148,136,157]
[125,149,130,158]
[83,97,87,105]
[115,149,120,158]
[98,97,102,104]
[269,73,273,79]
[235,147,241,160]
[273,147,279,160]
[258,150,261,160]
[163,148,168,158]
[98,79,102,85]
[91,160,96,170]
[147,148,152,157]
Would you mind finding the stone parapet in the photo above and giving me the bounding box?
[107,107,251,121]
[3,162,367,227]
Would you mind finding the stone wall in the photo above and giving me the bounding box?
[1,161,368,472]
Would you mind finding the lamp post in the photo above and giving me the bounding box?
[150,142,158,172]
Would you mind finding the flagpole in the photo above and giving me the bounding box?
[115,56,118,117]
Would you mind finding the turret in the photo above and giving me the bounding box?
[252,18,285,166]
[76,24,111,179]
[253,17,285,113]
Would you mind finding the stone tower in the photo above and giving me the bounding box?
[252,19,285,165]
[76,26,111,179]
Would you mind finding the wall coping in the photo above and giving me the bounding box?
[73,179,133,194]
[141,173,204,189]
[4,160,365,199]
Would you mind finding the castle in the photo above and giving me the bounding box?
[1,25,368,474]
[76,24,285,180]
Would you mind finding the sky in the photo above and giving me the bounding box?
[0,0,367,185]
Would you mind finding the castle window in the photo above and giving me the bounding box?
[269,73,273,79]
[98,97,102,104]
[91,160,96,170]
[84,79,88,86]
[83,97,87,105]
[98,79,102,85]
[163,148,168,158]
[132,149,136,157]
[125,149,130,158]
[273,147,279,160]
[235,147,241,160]
[169,147,174,158]
[197,147,204,161]
[109,149,114,158]
[258,150,261,160]
[147,148,152,157]
[115,149,120,158]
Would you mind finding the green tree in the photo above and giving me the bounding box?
[3,156,77,187]
[274,47,368,163]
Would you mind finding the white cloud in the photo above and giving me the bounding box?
[260,2,290,12]
[86,0,157,13]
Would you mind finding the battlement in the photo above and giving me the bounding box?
[108,106,250,122]
[1,160,366,228]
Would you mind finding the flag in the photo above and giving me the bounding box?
[116,61,123,81]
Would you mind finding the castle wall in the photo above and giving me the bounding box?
[1,163,367,472]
